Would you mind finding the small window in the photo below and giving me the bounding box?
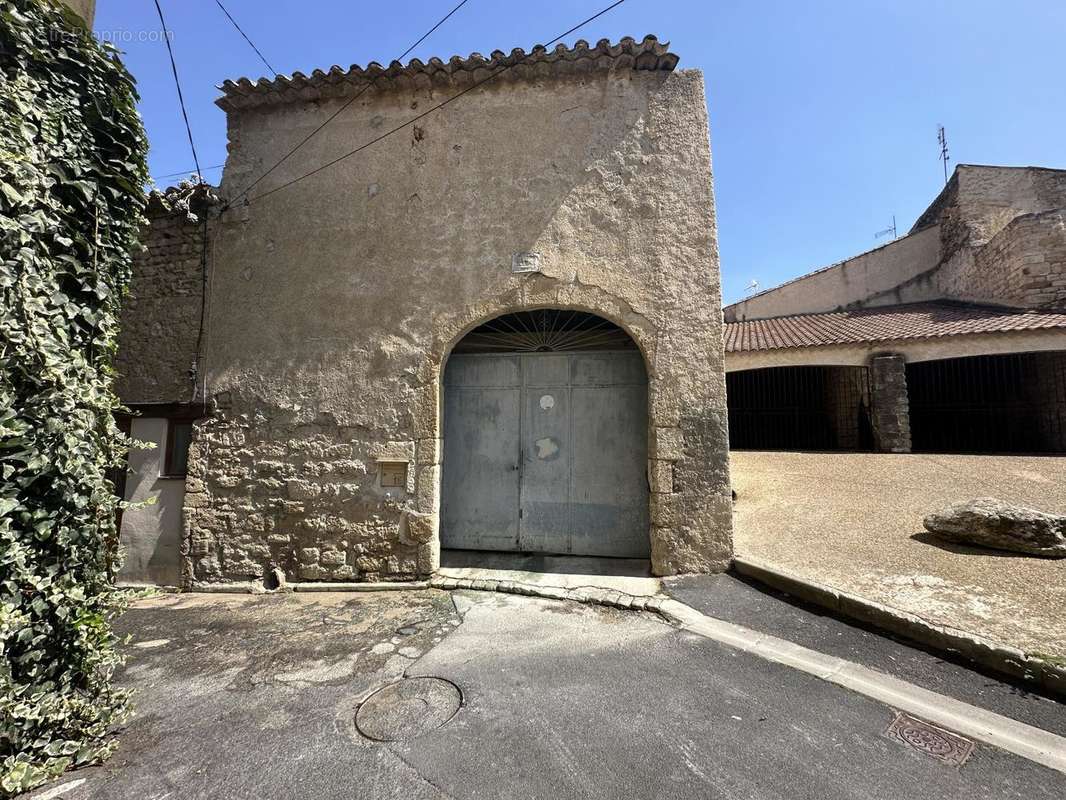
[163,420,193,478]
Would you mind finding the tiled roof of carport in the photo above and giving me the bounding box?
[216,35,678,111]
[724,301,1066,353]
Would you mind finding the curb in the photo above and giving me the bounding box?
[428,575,666,613]
[656,595,1066,775]
[732,555,1066,699]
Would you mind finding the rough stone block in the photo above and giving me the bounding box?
[319,549,347,567]
[416,438,443,466]
[415,464,441,513]
[411,383,440,439]
[369,440,416,462]
[650,492,680,528]
[298,563,325,580]
[648,460,674,494]
[286,479,319,500]
[417,538,440,575]
[651,426,684,461]
[403,511,438,544]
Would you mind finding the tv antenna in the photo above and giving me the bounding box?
[937,125,950,184]
[875,215,897,240]
[744,279,760,296]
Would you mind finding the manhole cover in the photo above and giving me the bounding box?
[355,677,461,742]
[395,620,428,636]
[883,712,974,766]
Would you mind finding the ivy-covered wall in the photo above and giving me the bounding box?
[0,0,148,794]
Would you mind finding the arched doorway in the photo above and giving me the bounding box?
[441,310,650,558]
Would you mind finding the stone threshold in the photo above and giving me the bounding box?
[428,575,668,613]
[732,555,1066,700]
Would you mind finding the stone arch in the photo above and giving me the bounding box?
[406,287,683,572]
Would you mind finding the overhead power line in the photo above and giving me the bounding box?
[152,163,225,183]
[223,0,472,211]
[244,0,628,206]
[151,0,210,402]
[151,0,202,181]
[214,0,278,78]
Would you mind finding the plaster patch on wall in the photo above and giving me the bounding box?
[535,437,560,460]
[539,394,555,410]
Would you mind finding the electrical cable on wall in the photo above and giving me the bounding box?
[223,0,473,211]
[239,0,628,207]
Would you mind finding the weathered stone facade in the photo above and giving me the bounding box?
[161,38,733,584]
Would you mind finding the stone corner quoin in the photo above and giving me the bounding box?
[114,38,734,587]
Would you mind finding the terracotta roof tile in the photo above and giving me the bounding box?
[724,301,1066,353]
[216,35,677,111]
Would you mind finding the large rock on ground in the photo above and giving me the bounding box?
[923,498,1066,558]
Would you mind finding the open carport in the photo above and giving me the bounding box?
[907,351,1066,454]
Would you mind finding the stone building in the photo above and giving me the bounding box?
[114,37,734,587]
[724,165,1066,454]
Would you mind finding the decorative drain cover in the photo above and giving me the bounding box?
[356,677,461,742]
[883,712,974,766]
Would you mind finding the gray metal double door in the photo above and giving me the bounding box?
[441,351,649,558]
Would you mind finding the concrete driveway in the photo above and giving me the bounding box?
[26,588,1065,800]
[731,451,1066,659]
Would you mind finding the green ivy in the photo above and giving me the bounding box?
[0,1,148,794]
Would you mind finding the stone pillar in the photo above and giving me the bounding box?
[869,354,912,453]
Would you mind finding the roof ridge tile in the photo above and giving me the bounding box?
[216,35,677,112]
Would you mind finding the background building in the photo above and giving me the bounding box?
[724,165,1066,455]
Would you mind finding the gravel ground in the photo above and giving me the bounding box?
[730,451,1066,659]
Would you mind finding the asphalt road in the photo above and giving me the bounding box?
[666,572,1066,737]
[26,587,1066,800]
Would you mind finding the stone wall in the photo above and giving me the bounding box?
[185,60,732,583]
[938,210,1066,309]
[115,188,214,405]
[869,354,911,453]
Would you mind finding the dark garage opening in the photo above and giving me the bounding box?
[907,351,1066,454]
[726,366,874,451]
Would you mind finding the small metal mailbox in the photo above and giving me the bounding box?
[379,461,408,489]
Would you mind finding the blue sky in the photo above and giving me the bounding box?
[96,0,1066,305]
